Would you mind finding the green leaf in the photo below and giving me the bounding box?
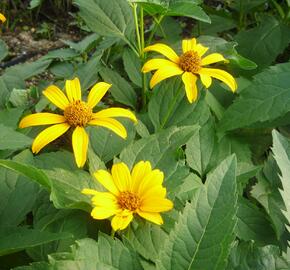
[230,0,269,13]
[120,126,198,177]
[148,79,211,131]
[123,48,142,87]
[61,33,99,53]
[272,130,290,234]
[219,63,290,132]
[0,124,32,151]
[236,197,277,246]
[0,59,51,108]
[73,0,134,43]
[99,67,137,108]
[156,155,237,270]
[0,158,50,188]
[0,227,71,256]
[0,39,8,62]
[185,118,215,177]
[0,108,24,128]
[235,16,290,72]
[89,119,136,163]
[47,235,142,269]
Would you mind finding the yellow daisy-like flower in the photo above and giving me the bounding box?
[19,78,137,168]
[0,13,6,23]
[82,161,173,231]
[142,37,237,103]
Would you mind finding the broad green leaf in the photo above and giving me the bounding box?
[226,241,286,270]
[46,236,142,269]
[89,119,136,163]
[251,155,287,241]
[0,39,8,62]
[219,63,290,132]
[230,0,269,13]
[272,130,290,233]
[131,0,210,23]
[61,34,99,53]
[235,16,290,72]
[73,0,134,43]
[236,197,277,246]
[0,108,24,128]
[125,222,168,262]
[41,48,79,60]
[123,48,142,87]
[0,124,32,151]
[29,0,43,9]
[156,155,237,270]
[0,59,51,108]
[185,118,215,177]
[120,126,198,177]
[148,79,211,131]
[0,227,71,256]
[99,67,137,108]
[0,150,40,227]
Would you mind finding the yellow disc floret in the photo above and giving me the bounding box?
[179,51,201,73]
[64,100,92,127]
[118,191,141,211]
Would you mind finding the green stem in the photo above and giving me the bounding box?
[147,15,164,46]
[111,229,115,238]
[140,7,147,109]
[132,3,142,55]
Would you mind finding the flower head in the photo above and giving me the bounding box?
[82,161,173,231]
[19,78,137,167]
[142,38,237,103]
[0,13,6,23]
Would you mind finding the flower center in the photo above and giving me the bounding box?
[64,100,92,127]
[118,191,141,211]
[179,51,201,73]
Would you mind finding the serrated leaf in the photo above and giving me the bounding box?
[219,63,290,132]
[148,79,210,131]
[120,126,198,177]
[272,130,290,234]
[99,67,137,108]
[156,155,237,270]
[73,0,134,43]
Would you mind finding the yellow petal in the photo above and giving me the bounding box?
[32,123,70,154]
[87,82,112,108]
[199,68,237,92]
[141,186,167,200]
[72,126,88,168]
[88,118,127,139]
[111,213,133,231]
[92,108,137,123]
[150,66,183,88]
[19,113,66,128]
[181,72,198,103]
[111,162,132,192]
[144,43,179,63]
[94,170,120,195]
[82,188,99,195]
[91,206,117,219]
[65,77,82,102]
[137,210,163,225]
[201,53,226,66]
[199,73,212,88]
[0,13,6,23]
[140,198,173,213]
[131,161,152,192]
[91,192,118,208]
[43,85,70,110]
[142,58,180,73]
[137,169,164,197]
[195,44,209,57]
[182,38,197,53]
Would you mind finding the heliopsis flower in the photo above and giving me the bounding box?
[82,161,173,231]
[19,78,137,168]
[0,13,6,23]
[142,37,237,103]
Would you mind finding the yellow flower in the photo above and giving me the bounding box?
[19,78,137,168]
[0,13,6,23]
[142,37,237,103]
[82,161,173,231]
